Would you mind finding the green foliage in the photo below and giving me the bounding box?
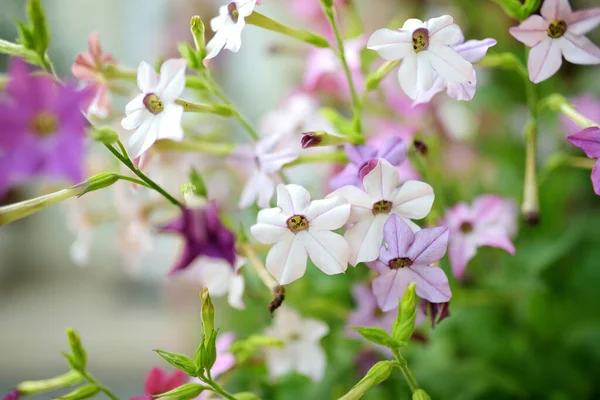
[352,327,402,349]
[153,350,197,376]
[151,383,207,399]
[55,384,100,400]
[189,168,208,198]
[230,335,285,364]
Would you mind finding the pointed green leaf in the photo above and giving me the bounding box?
[55,384,99,400]
[154,349,196,376]
[26,0,50,54]
[352,327,402,348]
[151,383,207,399]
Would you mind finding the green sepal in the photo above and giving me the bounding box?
[178,42,201,70]
[190,16,207,62]
[154,350,197,376]
[65,328,87,371]
[193,336,207,374]
[55,384,99,400]
[352,326,403,349]
[14,19,36,50]
[77,173,120,198]
[189,168,208,198]
[151,383,207,399]
[339,361,395,400]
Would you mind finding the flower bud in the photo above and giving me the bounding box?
[300,131,362,149]
[55,384,99,400]
[200,288,215,339]
[392,283,417,344]
[338,361,395,400]
[412,389,431,400]
[17,371,83,396]
[190,16,206,60]
[92,126,119,144]
[150,383,206,399]
[65,328,87,371]
[365,60,401,92]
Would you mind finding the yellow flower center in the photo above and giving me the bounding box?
[143,93,164,115]
[547,20,567,39]
[412,28,430,53]
[372,200,392,215]
[286,215,309,233]
[228,2,240,23]
[30,111,58,137]
[389,257,412,269]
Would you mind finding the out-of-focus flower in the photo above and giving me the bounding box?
[568,127,600,195]
[330,159,434,265]
[191,333,236,400]
[509,0,600,83]
[185,257,246,309]
[303,36,366,97]
[228,134,297,209]
[250,184,350,284]
[159,203,236,273]
[71,32,115,118]
[121,59,187,159]
[443,195,517,278]
[420,299,450,328]
[2,389,19,400]
[561,94,600,135]
[346,283,396,337]
[413,33,497,105]
[368,16,474,100]
[130,367,187,400]
[367,215,451,312]
[0,58,91,196]
[205,0,258,59]
[264,306,328,382]
[330,137,407,190]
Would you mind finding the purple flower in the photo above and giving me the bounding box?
[346,283,396,338]
[0,58,91,196]
[367,215,451,312]
[329,137,407,190]
[568,127,600,195]
[159,203,236,273]
[420,300,450,328]
[561,94,600,136]
[2,390,19,400]
[443,195,517,279]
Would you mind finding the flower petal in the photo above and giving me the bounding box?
[224,21,246,53]
[381,214,415,260]
[592,159,600,195]
[453,39,498,63]
[367,28,412,61]
[408,226,449,265]
[430,24,463,46]
[266,234,308,284]
[328,185,375,223]
[157,103,184,141]
[251,207,289,244]
[402,18,424,31]
[540,0,572,21]
[277,184,311,215]
[428,44,475,84]
[448,236,477,279]
[397,54,419,99]
[363,158,401,200]
[372,269,411,312]
[508,15,549,47]
[305,197,350,230]
[567,8,600,35]
[416,53,435,92]
[560,33,600,65]
[301,230,349,275]
[295,342,327,382]
[345,213,388,265]
[568,127,600,158]
[156,59,187,102]
[391,180,434,219]
[425,15,454,36]
[413,75,447,105]
[227,274,245,310]
[137,61,158,93]
[527,39,562,83]
[205,29,228,60]
[261,149,298,173]
[256,173,276,209]
[474,226,515,254]
[121,109,147,131]
[446,79,477,102]
[376,137,407,166]
[409,265,452,303]
[128,118,158,159]
[238,0,257,17]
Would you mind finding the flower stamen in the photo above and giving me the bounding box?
[143,93,164,115]
[228,2,240,23]
[459,221,473,234]
[30,111,58,137]
[412,28,430,53]
[389,257,412,269]
[372,200,392,215]
[286,215,309,233]
[547,20,567,39]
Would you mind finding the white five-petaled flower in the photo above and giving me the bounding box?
[367,15,475,100]
[250,184,350,285]
[121,59,187,159]
[264,306,329,382]
[185,256,246,310]
[509,0,600,83]
[206,0,258,60]
[227,134,298,209]
[329,159,434,266]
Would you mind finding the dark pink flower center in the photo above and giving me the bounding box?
[459,221,473,233]
[286,214,309,233]
[547,20,567,38]
[30,111,58,137]
[389,257,412,269]
[228,2,240,23]
[359,159,378,181]
[412,28,429,53]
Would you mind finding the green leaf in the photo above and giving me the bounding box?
[55,384,99,400]
[14,19,35,49]
[230,335,284,364]
[177,42,200,70]
[26,0,50,54]
[351,327,402,348]
[154,350,197,376]
[151,383,207,399]
[65,329,87,371]
[189,168,208,198]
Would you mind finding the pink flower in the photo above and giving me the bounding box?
[509,0,600,83]
[130,367,187,400]
[72,32,115,118]
[443,195,517,279]
[567,126,600,195]
[560,94,600,136]
[346,283,396,338]
[2,390,19,400]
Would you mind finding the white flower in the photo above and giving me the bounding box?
[227,134,298,209]
[264,306,328,382]
[329,159,434,266]
[250,184,350,285]
[121,59,187,159]
[205,0,258,59]
[185,257,246,310]
[367,15,475,100]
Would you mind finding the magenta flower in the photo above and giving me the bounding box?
[2,390,19,400]
[367,215,451,312]
[329,137,407,191]
[567,127,600,195]
[130,367,187,400]
[158,203,236,273]
[509,0,600,83]
[345,283,396,338]
[443,195,517,279]
[560,94,600,136]
[0,58,91,196]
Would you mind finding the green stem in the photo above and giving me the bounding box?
[245,12,330,48]
[154,139,235,156]
[114,174,153,188]
[323,6,363,134]
[202,374,237,400]
[392,349,419,394]
[541,94,599,129]
[283,150,348,168]
[103,143,185,208]
[521,47,539,223]
[79,371,120,400]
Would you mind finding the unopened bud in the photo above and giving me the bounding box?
[392,283,417,344]
[338,361,395,400]
[200,288,215,338]
[300,130,361,149]
[190,16,206,60]
[93,126,119,144]
[412,389,431,400]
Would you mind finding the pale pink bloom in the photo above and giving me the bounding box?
[381,75,429,120]
[264,306,328,382]
[121,59,187,159]
[368,16,474,100]
[443,195,517,279]
[183,257,246,309]
[251,184,350,284]
[560,94,600,136]
[509,0,600,83]
[72,32,115,118]
[205,0,258,59]
[568,127,600,195]
[329,159,434,266]
[228,134,298,209]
